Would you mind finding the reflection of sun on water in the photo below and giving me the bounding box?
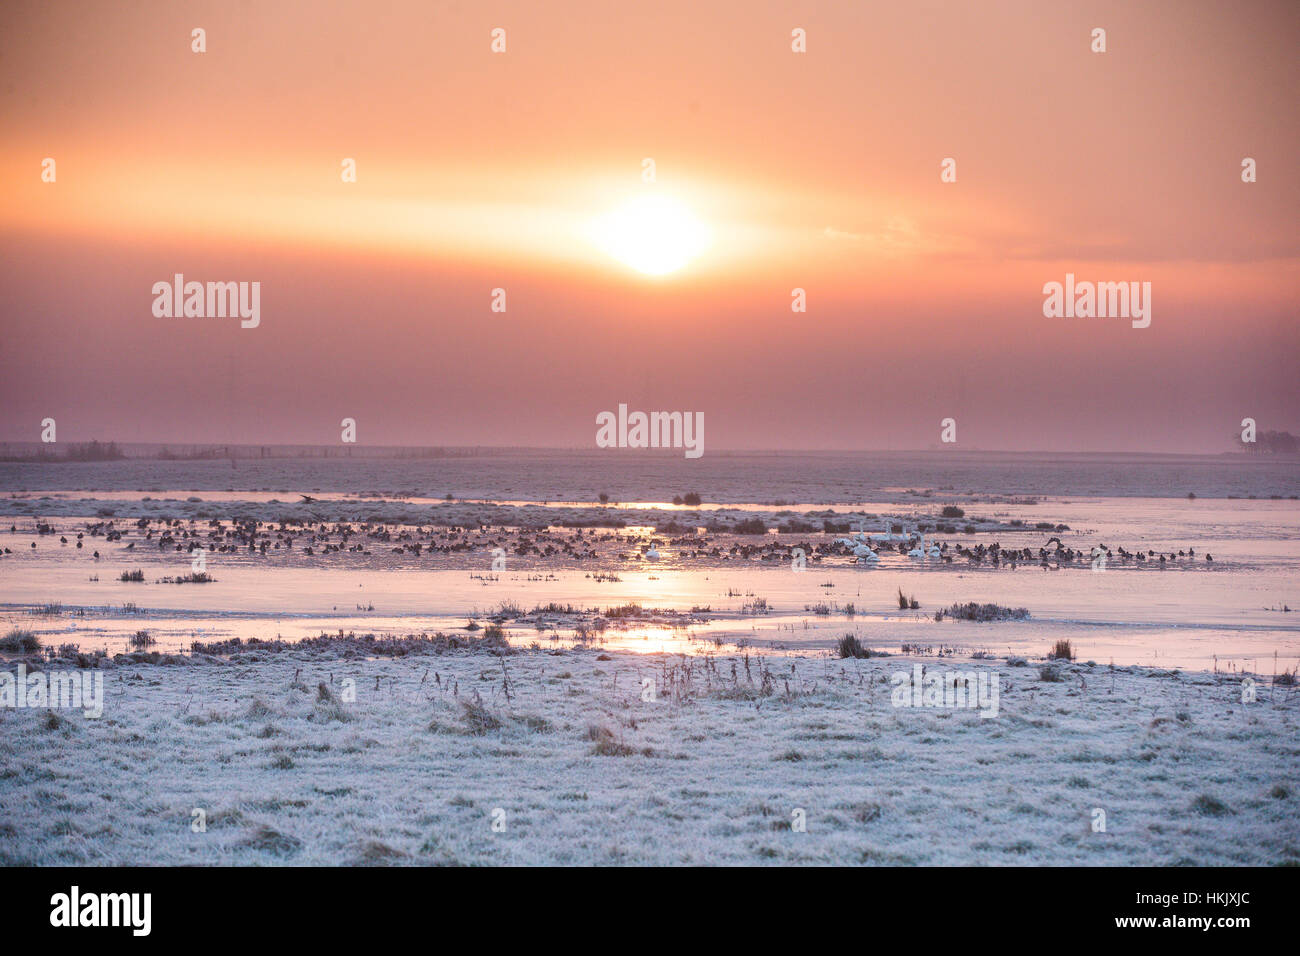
[590,195,711,275]
[602,626,689,655]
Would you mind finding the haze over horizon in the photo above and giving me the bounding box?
[0,439,1291,459]
[2,0,1296,454]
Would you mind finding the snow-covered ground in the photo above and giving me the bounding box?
[2,643,1295,866]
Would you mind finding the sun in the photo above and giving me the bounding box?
[590,195,711,276]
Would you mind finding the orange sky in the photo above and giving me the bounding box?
[1,0,1296,451]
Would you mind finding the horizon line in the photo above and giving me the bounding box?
[0,441,1287,459]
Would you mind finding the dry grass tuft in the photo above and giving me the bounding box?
[1047,640,1074,660]
[0,629,40,653]
[835,634,874,659]
[354,839,409,865]
[239,824,302,856]
[459,694,503,735]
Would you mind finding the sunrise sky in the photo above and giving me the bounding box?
[1,0,1296,452]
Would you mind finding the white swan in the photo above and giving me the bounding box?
[836,535,878,563]
[870,520,909,543]
[853,542,878,562]
[909,535,939,559]
[645,545,660,561]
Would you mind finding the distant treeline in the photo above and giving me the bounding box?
[0,442,523,462]
[1237,431,1299,455]
[4,440,127,462]
[155,445,490,460]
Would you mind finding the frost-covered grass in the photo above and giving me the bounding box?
[0,648,1296,866]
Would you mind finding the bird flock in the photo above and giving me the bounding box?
[3,516,1214,571]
